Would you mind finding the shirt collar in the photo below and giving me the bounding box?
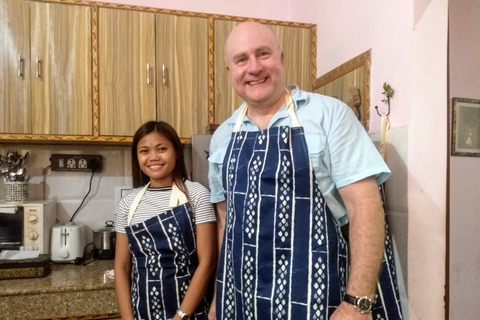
[225,85,307,126]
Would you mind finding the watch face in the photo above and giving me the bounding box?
[357,297,373,312]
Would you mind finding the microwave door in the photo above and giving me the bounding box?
[0,207,23,251]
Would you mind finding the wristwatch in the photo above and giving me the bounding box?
[343,293,375,313]
[176,309,191,320]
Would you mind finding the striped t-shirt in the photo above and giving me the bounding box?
[115,180,216,233]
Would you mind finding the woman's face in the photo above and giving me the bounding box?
[137,131,177,187]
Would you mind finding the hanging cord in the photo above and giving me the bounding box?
[70,169,96,222]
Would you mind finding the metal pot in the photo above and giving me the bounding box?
[92,220,115,260]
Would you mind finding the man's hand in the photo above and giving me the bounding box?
[330,302,373,320]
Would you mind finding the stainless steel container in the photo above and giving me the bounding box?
[92,221,115,260]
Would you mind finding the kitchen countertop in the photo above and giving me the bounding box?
[0,259,120,320]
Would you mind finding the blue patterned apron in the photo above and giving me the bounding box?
[126,183,209,320]
[216,90,403,319]
[216,91,348,319]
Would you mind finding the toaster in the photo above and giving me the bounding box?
[50,222,86,263]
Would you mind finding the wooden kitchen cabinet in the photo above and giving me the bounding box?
[30,2,92,135]
[0,0,315,143]
[213,19,313,125]
[0,0,92,136]
[0,0,31,134]
[98,8,208,139]
[156,14,209,139]
[98,8,156,137]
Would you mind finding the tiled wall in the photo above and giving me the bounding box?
[0,143,193,244]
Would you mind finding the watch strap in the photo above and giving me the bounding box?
[176,309,191,320]
[343,293,357,305]
[343,293,375,313]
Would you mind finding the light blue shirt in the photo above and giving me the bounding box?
[208,85,390,225]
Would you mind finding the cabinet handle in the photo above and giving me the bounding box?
[146,63,151,84]
[162,64,166,85]
[36,57,41,78]
[18,55,24,77]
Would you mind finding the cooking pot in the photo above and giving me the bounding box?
[92,220,115,260]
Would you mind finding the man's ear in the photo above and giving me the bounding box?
[226,66,230,72]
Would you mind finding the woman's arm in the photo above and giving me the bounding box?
[175,221,217,319]
[114,232,134,320]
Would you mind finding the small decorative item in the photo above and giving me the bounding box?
[0,150,29,203]
[375,82,395,117]
[452,97,480,157]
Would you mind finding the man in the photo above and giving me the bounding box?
[208,21,397,320]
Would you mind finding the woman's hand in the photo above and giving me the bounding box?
[208,297,216,320]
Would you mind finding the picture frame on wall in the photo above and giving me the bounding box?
[452,97,480,156]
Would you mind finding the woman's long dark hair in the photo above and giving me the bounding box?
[131,121,188,195]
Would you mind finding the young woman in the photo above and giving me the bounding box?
[114,121,217,320]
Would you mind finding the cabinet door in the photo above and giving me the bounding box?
[271,24,312,92]
[0,0,31,133]
[213,20,312,125]
[30,2,92,135]
[98,8,156,137]
[213,19,241,125]
[156,14,209,138]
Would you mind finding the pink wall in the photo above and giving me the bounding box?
[293,1,449,319]
[449,0,480,318]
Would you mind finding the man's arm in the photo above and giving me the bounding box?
[331,176,385,320]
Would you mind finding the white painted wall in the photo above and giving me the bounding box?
[409,2,448,320]
[449,0,480,318]
[297,1,448,319]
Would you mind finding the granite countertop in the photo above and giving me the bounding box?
[0,259,115,295]
[0,260,120,320]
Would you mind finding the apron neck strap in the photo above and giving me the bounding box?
[127,182,150,226]
[127,181,188,226]
[169,182,188,207]
[233,89,300,132]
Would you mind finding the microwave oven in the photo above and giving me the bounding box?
[0,200,57,254]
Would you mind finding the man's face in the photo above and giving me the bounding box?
[225,22,286,109]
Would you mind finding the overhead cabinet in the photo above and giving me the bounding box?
[0,0,92,135]
[98,8,156,137]
[0,0,315,143]
[98,8,209,138]
[0,0,30,134]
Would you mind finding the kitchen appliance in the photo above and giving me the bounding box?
[92,220,115,260]
[0,200,57,253]
[50,222,86,263]
[190,134,213,189]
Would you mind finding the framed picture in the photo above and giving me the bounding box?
[452,97,480,156]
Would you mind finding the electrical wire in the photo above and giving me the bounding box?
[70,169,96,222]
[81,242,96,266]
